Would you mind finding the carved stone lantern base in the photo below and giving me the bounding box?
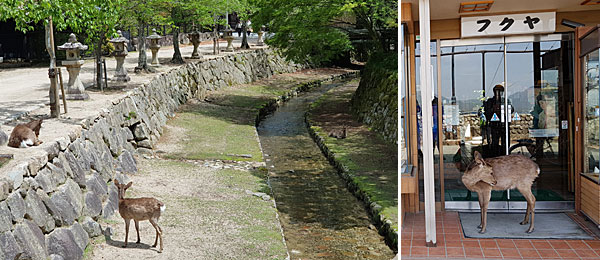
[189,40,201,59]
[257,31,265,46]
[112,55,130,82]
[224,36,234,52]
[150,47,160,67]
[61,60,89,100]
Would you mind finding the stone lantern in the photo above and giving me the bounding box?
[188,27,202,59]
[147,29,162,67]
[257,26,266,46]
[109,30,130,82]
[223,28,235,52]
[57,33,89,100]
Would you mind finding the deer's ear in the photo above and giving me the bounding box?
[125,182,133,189]
[473,151,484,163]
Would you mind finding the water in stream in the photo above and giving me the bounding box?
[257,80,395,259]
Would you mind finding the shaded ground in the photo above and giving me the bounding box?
[307,79,399,234]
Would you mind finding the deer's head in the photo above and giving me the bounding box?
[114,179,132,200]
[462,151,497,187]
[25,119,43,136]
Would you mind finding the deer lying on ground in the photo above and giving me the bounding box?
[114,180,165,253]
[328,126,347,139]
[8,119,43,148]
[462,151,539,233]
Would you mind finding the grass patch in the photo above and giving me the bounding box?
[165,104,263,162]
[308,83,398,234]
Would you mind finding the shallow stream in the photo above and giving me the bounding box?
[257,80,395,259]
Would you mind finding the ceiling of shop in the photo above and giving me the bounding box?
[403,0,600,20]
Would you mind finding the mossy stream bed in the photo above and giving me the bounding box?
[257,80,395,259]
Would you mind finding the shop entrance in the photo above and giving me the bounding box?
[438,34,575,211]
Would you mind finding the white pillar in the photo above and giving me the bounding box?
[418,0,436,246]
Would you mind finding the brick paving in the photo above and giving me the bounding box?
[401,212,600,259]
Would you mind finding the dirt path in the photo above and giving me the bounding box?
[85,145,287,260]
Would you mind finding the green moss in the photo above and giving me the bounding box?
[166,105,263,162]
[308,82,399,237]
[350,52,398,144]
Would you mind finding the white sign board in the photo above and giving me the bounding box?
[461,12,555,38]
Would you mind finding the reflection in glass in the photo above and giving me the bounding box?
[584,49,600,182]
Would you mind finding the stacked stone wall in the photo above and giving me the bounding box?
[350,53,397,144]
[0,48,300,259]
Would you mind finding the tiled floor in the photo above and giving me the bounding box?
[401,212,600,259]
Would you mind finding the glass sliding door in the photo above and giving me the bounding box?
[441,34,575,211]
[505,36,574,206]
[439,42,510,208]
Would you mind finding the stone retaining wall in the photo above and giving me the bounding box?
[350,53,397,144]
[0,48,300,260]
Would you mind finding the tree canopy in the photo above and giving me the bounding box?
[252,0,397,65]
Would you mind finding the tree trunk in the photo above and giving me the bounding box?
[95,32,104,89]
[171,26,185,64]
[213,15,219,55]
[240,20,250,49]
[135,22,155,73]
[45,17,60,118]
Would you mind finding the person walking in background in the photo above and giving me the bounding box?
[235,22,242,37]
[246,20,252,36]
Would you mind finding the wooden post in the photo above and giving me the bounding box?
[58,68,67,114]
[45,16,60,118]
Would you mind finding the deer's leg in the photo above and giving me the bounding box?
[123,219,131,248]
[477,193,484,229]
[149,218,163,253]
[135,220,140,243]
[519,186,536,233]
[479,190,491,234]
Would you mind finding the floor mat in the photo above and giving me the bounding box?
[459,212,594,239]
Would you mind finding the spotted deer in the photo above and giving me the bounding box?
[7,119,43,148]
[114,180,165,253]
[462,151,539,233]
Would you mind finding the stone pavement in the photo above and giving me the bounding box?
[0,35,261,125]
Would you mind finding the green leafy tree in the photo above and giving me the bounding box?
[166,0,213,63]
[118,0,168,73]
[81,0,124,91]
[231,0,255,49]
[252,0,397,66]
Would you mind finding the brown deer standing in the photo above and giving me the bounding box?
[8,119,43,148]
[462,151,539,234]
[114,180,165,253]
